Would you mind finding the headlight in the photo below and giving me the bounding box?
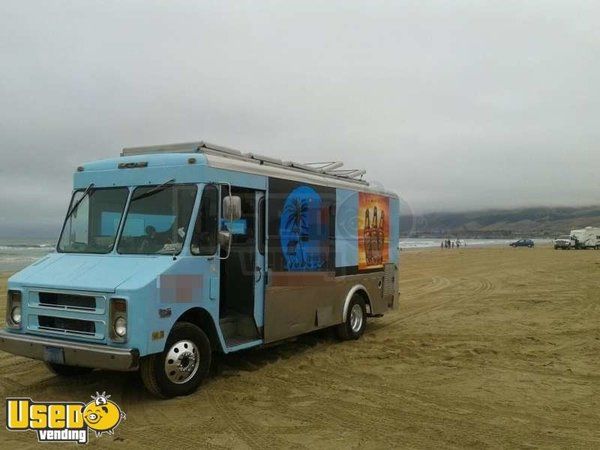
[109,298,128,342]
[6,290,22,329]
[114,316,127,337]
[10,305,22,324]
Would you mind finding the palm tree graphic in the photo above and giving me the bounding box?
[284,197,309,268]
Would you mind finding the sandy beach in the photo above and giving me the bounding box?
[1,247,599,448]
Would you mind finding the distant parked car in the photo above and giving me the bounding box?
[554,235,572,250]
[510,239,534,248]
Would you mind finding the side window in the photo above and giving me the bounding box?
[191,185,219,255]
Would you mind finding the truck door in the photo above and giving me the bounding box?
[218,187,263,347]
[254,191,266,331]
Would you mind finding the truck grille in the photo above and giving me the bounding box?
[26,290,107,342]
[38,292,96,311]
[38,316,96,336]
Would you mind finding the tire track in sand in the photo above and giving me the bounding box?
[207,388,284,449]
[403,276,452,298]
[380,276,495,331]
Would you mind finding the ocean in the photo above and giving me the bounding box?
[0,237,554,273]
[399,238,553,249]
[0,238,56,272]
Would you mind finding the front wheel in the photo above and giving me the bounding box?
[336,295,367,340]
[140,322,211,399]
[45,362,93,377]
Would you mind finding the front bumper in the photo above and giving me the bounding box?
[0,330,139,371]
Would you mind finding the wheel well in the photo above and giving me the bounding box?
[355,289,373,315]
[343,286,373,321]
[176,308,223,353]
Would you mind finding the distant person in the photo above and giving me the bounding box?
[451,241,455,249]
[456,240,460,248]
[441,241,444,249]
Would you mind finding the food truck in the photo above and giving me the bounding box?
[0,141,400,398]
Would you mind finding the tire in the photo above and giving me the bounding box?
[140,322,211,399]
[336,294,367,341]
[45,362,94,377]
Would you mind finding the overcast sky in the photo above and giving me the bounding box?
[1,1,599,237]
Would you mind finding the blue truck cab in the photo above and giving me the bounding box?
[1,141,400,398]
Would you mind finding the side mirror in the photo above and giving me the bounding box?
[218,230,232,249]
[223,196,242,221]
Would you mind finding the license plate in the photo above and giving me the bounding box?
[43,346,65,365]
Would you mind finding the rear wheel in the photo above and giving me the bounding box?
[336,294,367,341]
[140,322,211,399]
[45,362,93,377]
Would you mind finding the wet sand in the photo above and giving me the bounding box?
[1,247,599,448]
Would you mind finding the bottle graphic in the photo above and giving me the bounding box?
[378,211,385,265]
[364,208,372,264]
[372,207,380,265]
[360,195,388,269]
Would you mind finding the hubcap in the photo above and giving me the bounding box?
[164,340,200,384]
[350,303,364,333]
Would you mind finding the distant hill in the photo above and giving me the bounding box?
[400,206,600,238]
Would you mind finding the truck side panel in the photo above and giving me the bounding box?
[264,181,398,343]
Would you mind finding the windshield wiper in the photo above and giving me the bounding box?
[65,183,95,220]
[131,179,175,202]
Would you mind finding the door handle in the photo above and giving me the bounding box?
[255,266,262,283]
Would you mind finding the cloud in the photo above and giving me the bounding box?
[1,0,599,236]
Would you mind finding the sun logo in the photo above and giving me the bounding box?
[82,392,126,437]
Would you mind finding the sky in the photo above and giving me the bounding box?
[1,0,599,237]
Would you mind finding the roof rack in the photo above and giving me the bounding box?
[121,141,369,185]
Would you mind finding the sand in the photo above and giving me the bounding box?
[0,247,599,448]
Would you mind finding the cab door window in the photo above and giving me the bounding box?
[117,184,197,255]
[191,185,219,255]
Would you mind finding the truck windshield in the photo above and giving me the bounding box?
[58,187,130,254]
[117,184,197,255]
